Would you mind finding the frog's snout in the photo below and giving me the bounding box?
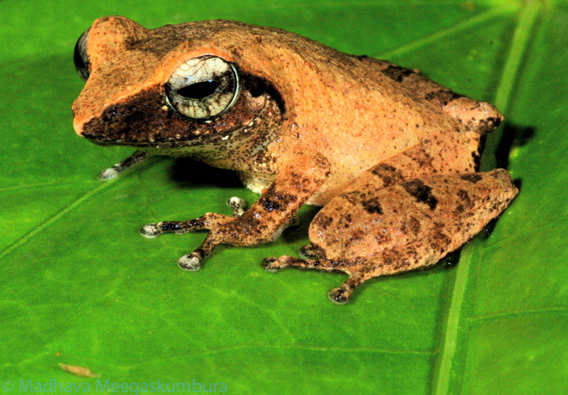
[73,114,91,137]
[72,96,94,137]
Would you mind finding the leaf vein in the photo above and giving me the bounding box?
[0,181,114,261]
[377,6,517,60]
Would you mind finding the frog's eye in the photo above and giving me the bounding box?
[165,56,240,120]
[73,29,91,81]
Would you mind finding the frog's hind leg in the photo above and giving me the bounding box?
[263,248,439,304]
[265,169,518,304]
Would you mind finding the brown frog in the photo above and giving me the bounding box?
[72,16,517,304]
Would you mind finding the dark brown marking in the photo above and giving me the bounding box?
[382,65,415,82]
[424,89,463,106]
[406,216,421,236]
[262,198,281,212]
[460,173,482,184]
[471,149,481,170]
[371,163,397,174]
[341,191,361,206]
[243,73,287,115]
[403,179,438,210]
[313,214,334,230]
[260,193,296,212]
[431,231,451,254]
[361,197,383,215]
[457,190,472,209]
[370,163,404,187]
[81,85,275,148]
[478,117,501,133]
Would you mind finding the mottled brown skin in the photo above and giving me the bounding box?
[72,16,517,303]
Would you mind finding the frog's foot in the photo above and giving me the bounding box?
[262,255,368,304]
[140,196,243,238]
[177,234,220,271]
[140,211,232,270]
[178,252,203,271]
[328,274,365,304]
[141,196,295,271]
[262,255,293,272]
[98,150,149,180]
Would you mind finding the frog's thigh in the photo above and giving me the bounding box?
[271,169,517,303]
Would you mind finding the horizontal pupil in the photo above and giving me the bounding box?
[177,80,222,100]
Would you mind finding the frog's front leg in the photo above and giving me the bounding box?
[264,169,518,304]
[98,150,150,180]
[141,153,330,271]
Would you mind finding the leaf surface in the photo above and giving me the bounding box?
[1,0,566,393]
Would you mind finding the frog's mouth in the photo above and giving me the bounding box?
[78,82,284,150]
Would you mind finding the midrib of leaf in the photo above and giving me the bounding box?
[432,1,543,394]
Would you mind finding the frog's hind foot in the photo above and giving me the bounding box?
[262,255,367,304]
[328,274,366,304]
[178,252,203,271]
[262,255,343,272]
[177,232,222,271]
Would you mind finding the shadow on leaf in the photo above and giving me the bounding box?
[168,157,243,189]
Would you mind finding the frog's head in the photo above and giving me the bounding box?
[72,16,285,152]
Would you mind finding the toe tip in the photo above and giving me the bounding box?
[179,253,202,271]
[328,288,350,305]
[140,224,161,238]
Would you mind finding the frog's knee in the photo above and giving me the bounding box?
[443,97,503,135]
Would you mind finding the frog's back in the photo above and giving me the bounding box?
[171,20,502,204]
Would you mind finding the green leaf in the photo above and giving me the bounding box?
[1,0,566,393]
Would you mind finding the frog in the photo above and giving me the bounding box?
[72,16,518,304]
